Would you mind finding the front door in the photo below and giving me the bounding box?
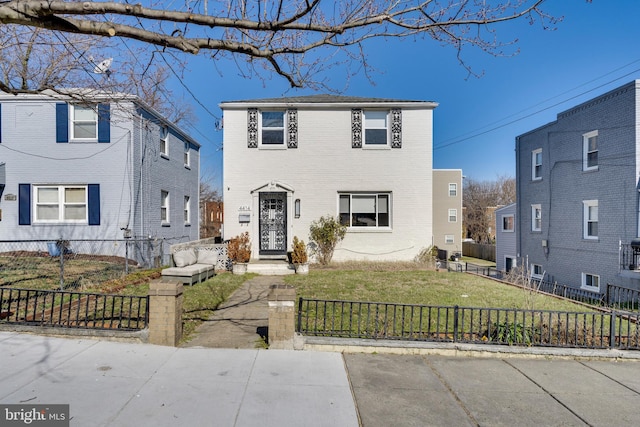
[259,192,287,256]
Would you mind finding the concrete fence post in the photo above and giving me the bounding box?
[148,280,183,346]
[268,284,296,350]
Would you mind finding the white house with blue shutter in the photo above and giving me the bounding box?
[0,90,200,257]
[221,95,437,262]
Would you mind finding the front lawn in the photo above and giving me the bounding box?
[284,268,592,312]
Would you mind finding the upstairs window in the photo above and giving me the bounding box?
[583,131,598,171]
[184,142,190,168]
[449,183,457,197]
[71,105,97,140]
[160,126,169,156]
[364,111,388,146]
[532,148,542,180]
[260,111,285,145]
[502,214,514,232]
[339,193,390,228]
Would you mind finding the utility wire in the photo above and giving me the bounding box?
[434,63,640,151]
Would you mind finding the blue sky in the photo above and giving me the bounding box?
[170,1,640,193]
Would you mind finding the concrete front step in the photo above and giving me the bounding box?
[247,262,296,275]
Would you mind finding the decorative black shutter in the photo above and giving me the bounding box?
[56,103,69,143]
[88,184,101,225]
[98,104,110,143]
[18,184,31,225]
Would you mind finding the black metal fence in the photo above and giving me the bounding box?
[0,238,165,290]
[607,284,640,311]
[464,263,640,311]
[0,287,148,331]
[297,298,640,350]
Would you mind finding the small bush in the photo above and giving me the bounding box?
[227,232,251,263]
[291,236,308,264]
[309,215,347,265]
[490,321,536,346]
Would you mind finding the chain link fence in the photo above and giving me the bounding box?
[0,238,167,291]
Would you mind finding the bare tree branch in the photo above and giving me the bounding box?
[0,0,560,89]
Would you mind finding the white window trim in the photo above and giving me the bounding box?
[504,256,517,272]
[502,214,515,232]
[363,110,390,149]
[70,105,98,142]
[583,200,598,240]
[583,130,598,172]
[160,126,169,157]
[449,183,457,197]
[531,204,541,232]
[161,190,170,225]
[184,195,191,225]
[532,148,542,181]
[33,185,88,223]
[184,142,191,168]
[445,234,454,244]
[259,110,286,149]
[581,272,600,292]
[448,208,457,223]
[338,192,392,230]
[531,264,543,279]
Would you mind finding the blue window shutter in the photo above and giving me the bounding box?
[98,104,110,143]
[88,184,100,225]
[56,103,68,143]
[19,184,31,225]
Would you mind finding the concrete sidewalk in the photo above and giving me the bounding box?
[3,331,640,427]
[0,332,358,427]
[4,274,640,426]
[344,352,640,427]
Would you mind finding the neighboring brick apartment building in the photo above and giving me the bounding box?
[516,80,640,293]
[201,200,223,240]
[432,170,463,257]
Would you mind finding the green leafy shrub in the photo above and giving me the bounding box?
[491,321,536,346]
[309,215,347,265]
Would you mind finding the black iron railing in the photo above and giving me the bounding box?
[620,243,640,271]
[607,283,640,312]
[297,298,640,350]
[0,287,148,331]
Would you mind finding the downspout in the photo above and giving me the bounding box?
[139,116,145,239]
[515,136,521,262]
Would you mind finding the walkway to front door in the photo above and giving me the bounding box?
[180,275,282,348]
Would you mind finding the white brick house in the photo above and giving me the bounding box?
[220,95,438,262]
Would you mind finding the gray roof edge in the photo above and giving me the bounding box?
[220,94,437,108]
